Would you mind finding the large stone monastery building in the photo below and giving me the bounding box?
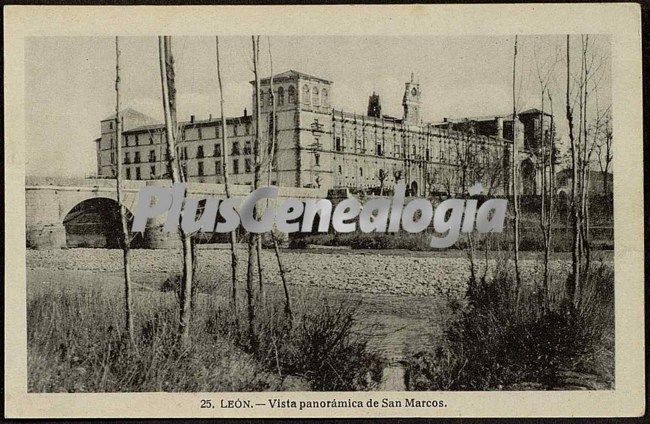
[95,71,552,196]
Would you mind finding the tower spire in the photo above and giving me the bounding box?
[403,73,421,125]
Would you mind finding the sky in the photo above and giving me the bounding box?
[25,35,610,177]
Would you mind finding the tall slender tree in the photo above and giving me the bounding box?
[253,38,265,302]
[545,91,557,312]
[158,36,195,348]
[244,35,262,350]
[596,109,612,195]
[266,37,293,324]
[114,37,136,348]
[566,34,580,308]
[511,35,522,305]
[215,36,239,313]
[533,40,561,312]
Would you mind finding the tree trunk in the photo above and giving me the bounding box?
[253,37,265,303]
[511,35,522,306]
[545,94,556,313]
[215,36,239,313]
[114,37,136,348]
[158,36,194,349]
[256,237,264,301]
[580,35,591,279]
[566,35,581,309]
[244,35,262,350]
[266,38,292,324]
[539,91,550,313]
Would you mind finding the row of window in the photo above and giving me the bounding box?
[262,86,295,107]
[194,159,253,176]
[119,140,258,165]
[115,142,497,171]
[107,122,252,149]
[333,136,498,163]
[121,157,254,180]
[260,85,329,108]
[300,85,328,107]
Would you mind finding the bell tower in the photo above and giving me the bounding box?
[402,72,421,125]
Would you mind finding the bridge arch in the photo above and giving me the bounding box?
[62,197,143,248]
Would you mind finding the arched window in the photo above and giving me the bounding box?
[287,85,296,104]
[312,87,320,106]
[359,167,363,177]
[321,88,329,106]
[277,86,285,106]
[302,85,310,104]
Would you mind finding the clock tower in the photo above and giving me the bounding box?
[402,72,421,125]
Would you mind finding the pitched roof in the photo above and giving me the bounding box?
[124,115,253,134]
[102,108,157,124]
[519,107,553,116]
[257,70,333,84]
[102,108,160,132]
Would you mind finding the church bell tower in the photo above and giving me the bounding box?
[402,72,421,125]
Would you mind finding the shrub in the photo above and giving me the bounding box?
[406,263,614,390]
[261,229,288,249]
[209,294,385,391]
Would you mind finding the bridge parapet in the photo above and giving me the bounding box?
[25,177,329,249]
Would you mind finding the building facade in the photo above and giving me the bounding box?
[96,70,548,196]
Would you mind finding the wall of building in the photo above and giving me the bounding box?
[96,71,533,197]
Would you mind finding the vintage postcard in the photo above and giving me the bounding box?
[4,4,644,419]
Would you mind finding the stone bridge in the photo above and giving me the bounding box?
[25,176,329,249]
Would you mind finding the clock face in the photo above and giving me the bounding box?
[411,87,418,96]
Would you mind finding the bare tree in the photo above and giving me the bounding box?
[114,37,136,348]
[253,38,265,303]
[512,35,523,304]
[215,36,239,313]
[158,36,194,348]
[545,91,558,311]
[266,36,292,324]
[393,168,403,184]
[173,122,199,312]
[377,169,387,196]
[244,35,262,350]
[596,108,612,194]
[533,38,561,312]
[483,147,507,196]
[453,127,474,195]
[565,34,581,308]
[568,34,609,300]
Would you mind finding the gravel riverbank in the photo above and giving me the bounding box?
[26,247,581,298]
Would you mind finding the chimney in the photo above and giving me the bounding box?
[209,113,212,120]
[244,108,248,117]
[190,115,195,123]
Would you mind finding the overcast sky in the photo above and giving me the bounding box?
[25,35,610,177]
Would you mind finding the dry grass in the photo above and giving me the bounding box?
[406,262,615,390]
[27,279,383,392]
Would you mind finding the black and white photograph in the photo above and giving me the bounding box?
[5,4,644,419]
[24,33,615,392]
